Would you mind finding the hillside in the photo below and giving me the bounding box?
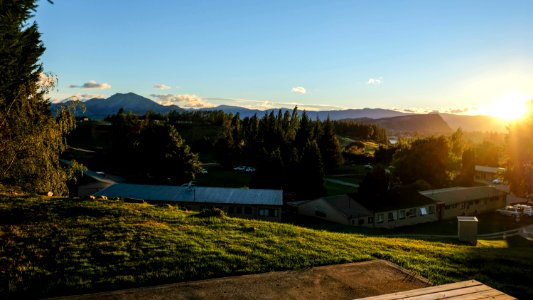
[1,197,532,298]
[199,106,408,120]
[347,114,453,135]
[52,93,183,119]
[51,93,506,133]
[439,113,508,133]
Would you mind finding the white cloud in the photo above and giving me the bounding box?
[154,83,171,90]
[291,86,307,94]
[366,78,382,86]
[150,94,215,109]
[69,80,112,89]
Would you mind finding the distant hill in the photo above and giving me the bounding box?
[439,113,508,133]
[51,92,507,133]
[199,106,409,120]
[347,114,453,135]
[51,92,183,119]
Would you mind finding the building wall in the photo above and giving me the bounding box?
[181,203,282,222]
[371,204,438,229]
[474,171,496,182]
[296,198,350,225]
[440,195,506,219]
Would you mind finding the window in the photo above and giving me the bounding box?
[388,212,395,222]
[351,219,355,225]
[368,217,374,224]
[244,207,252,215]
[259,209,278,217]
[406,208,416,218]
[419,207,428,216]
[398,210,405,219]
[428,206,435,214]
[376,214,384,223]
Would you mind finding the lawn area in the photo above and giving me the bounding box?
[1,197,533,298]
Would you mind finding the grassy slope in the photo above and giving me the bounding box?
[1,197,533,298]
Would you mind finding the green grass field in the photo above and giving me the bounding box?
[1,197,533,298]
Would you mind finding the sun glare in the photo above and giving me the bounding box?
[481,93,530,121]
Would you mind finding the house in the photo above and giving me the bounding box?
[420,186,507,220]
[290,190,438,229]
[354,189,438,228]
[289,195,372,226]
[93,183,283,222]
[474,165,505,184]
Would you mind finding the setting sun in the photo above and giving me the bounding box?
[479,93,530,121]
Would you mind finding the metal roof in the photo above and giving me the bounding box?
[420,186,507,205]
[323,195,372,218]
[475,165,506,174]
[93,183,283,206]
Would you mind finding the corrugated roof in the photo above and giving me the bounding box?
[323,195,372,218]
[420,186,507,205]
[93,183,283,206]
[353,188,436,212]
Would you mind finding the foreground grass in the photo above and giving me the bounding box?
[1,197,533,298]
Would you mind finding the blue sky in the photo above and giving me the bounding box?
[36,0,533,117]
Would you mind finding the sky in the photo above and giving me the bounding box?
[35,0,533,118]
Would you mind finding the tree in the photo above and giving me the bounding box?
[507,102,533,196]
[139,122,201,182]
[455,148,475,186]
[293,141,326,199]
[474,140,501,167]
[318,117,344,172]
[358,164,392,197]
[0,0,77,195]
[392,136,450,188]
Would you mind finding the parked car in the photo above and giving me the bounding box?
[245,167,256,172]
[497,206,521,217]
[492,178,503,184]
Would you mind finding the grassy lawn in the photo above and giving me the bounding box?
[324,180,357,196]
[1,197,533,298]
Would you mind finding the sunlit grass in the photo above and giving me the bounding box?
[0,197,532,298]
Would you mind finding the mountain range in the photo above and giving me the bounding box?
[51,92,508,133]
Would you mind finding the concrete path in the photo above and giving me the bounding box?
[53,260,431,300]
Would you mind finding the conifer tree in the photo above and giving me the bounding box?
[0,0,77,194]
[318,117,344,172]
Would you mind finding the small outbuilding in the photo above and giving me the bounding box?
[457,216,478,245]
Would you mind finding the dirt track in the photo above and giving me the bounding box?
[56,260,432,300]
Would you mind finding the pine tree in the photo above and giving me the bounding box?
[0,0,77,195]
[318,116,344,172]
